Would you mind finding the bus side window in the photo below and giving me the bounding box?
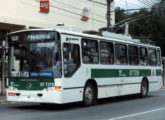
[140,47,148,66]
[82,38,99,64]
[115,44,127,65]
[129,45,139,65]
[63,43,80,77]
[100,41,114,64]
[148,48,157,66]
[157,49,161,66]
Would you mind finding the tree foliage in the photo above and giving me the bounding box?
[115,7,165,56]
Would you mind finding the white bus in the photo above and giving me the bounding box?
[6,29,162,106]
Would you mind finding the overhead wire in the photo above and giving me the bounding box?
[145,0,155,6]
[87,0,106,6]
[146,0,156,5]
[115,0,141,9]
[20,0,105,28]
[76,0,106,9]
[138,0,153,7]
[51,0,106,18]
[21,0,158,30]
[34,0,107,24]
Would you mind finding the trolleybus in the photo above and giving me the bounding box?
[6,29,162,106]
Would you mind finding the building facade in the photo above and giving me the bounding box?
[0,0,115,94]
[0,0,115,33]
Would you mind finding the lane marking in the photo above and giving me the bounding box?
[109,107,165,120]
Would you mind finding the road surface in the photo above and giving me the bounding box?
[0,90,165,120]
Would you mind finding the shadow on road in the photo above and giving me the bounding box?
[97,94,154,105]
[11,94,156,111]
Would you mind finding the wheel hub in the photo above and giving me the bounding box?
[85,87,93,102]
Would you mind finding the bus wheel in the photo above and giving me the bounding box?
[83,83,95,106]
[140,80,148,97]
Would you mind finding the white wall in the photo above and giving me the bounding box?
[0,0,115,32]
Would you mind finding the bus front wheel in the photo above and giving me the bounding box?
[83,83,95,106]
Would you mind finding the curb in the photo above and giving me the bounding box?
[0,96,6,104]
[160,88,165,90]
[0,102,18,104]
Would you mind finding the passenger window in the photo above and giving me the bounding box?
[63,43,80,77]
[148,48,157,66]
[157,50,161,66]
[115,44,127,65]
[140,47,148,66]
[129,46,139,65]
[100,41,114,64]
[82,38,99,64]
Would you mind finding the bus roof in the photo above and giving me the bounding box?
[57,29,160,49]
[9,29,160,49]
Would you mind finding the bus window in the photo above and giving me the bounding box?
[100,41,114,64]
[129,46,139,65]
[115,44,127,65]
[157,50,161,66]
[148,48,157,66]
[82,38,99,64]
[63,43,80,77]
[140,47,148,66]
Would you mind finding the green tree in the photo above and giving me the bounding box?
[115,7,165,56]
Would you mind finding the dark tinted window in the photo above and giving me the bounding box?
[82,39,99,64]
[63,43,80,77]
[8,31,62,78]
[115,44,127,65]
[148,48,156,66]
[129,46,139,65]
[140,47,148,66]
[100,41,114,64]
[157,50,161,66]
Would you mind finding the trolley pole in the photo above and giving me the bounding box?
[106,0,114,31]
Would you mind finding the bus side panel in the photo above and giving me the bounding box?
[97,77,141,99]
[98,84,141,99]
[98,86,119,98]
[148,76,162,92]
[119,84,141,95]
[61,89,84,103]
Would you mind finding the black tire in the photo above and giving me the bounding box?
[83,83,95,106]
[40,103,53,107]
[140,80,148,98]
[40,103,48,108]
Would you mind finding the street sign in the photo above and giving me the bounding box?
[40,0,49,13]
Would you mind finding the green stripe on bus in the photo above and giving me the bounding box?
[91,69,154,78]
[156,69,162,76]
[8,78,54,90]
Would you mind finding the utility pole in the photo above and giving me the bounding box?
[1,41,6,95]
[106,0,114,31]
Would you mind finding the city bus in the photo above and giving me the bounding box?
[6,29,162,106]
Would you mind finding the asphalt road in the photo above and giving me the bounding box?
[1,90,165,120]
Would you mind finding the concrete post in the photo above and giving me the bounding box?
[125,22,129,36]
[163,59,165,86]
[1,41,6,95]
[162,57,165,86]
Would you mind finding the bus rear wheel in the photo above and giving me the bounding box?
[83,83,95,106]
[140,80,148,97]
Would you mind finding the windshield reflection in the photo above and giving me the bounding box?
[8,31,62,78]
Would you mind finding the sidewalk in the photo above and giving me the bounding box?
[160,86,165,90]
[0,95,6,103]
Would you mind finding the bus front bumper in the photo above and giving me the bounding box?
[6,90,63,104]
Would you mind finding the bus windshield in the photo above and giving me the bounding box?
[8,31,62,78]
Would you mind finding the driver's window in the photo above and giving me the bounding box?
[63,43,80,77]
